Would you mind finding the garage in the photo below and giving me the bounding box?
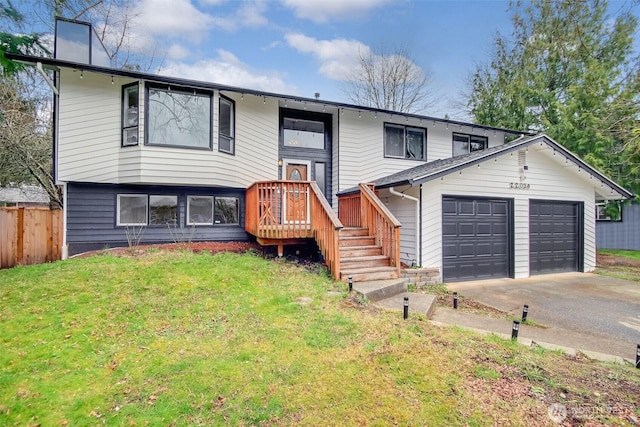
[442,197,512,282]
[529,200,583,274]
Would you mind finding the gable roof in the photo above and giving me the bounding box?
[338,134,634,200]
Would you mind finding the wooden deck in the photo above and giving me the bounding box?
[245,180,401,281]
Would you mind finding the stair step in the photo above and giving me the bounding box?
[339,236,375,247]
[339,245,383,257]
[340,227,370,237]
[341,255,390,269]
[352,278,408,302]
[373,292,437,319]
[341,266,400,282]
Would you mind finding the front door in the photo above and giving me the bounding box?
[285,163,308,222]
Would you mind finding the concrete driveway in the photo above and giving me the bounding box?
[445,273,640,359]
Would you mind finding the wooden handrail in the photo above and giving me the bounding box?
[358,183,402,274]
[309,182,343,280]
[246,180,343,280]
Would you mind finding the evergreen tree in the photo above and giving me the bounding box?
[467,0,640,195]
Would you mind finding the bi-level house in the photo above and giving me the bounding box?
[9,18,633,283]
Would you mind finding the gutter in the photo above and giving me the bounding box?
[389,187,420,266]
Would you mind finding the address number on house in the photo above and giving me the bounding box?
[509,183,530,190]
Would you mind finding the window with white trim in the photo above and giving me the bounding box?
[452,133,488,157]
[384,123,426,160]
[117,194,147,226]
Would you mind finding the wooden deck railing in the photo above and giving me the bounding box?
[337,192,361,227]
[358,183,402,274]
[245,180,343,279]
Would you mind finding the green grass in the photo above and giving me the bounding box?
[1,250,638,426]
[598,249,640,261]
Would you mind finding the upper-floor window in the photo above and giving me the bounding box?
[219,96,235,154]
[122,83,139,147]
[453,133,488,157]
[384,123,426,160]
[284,118,325,149]
[146,85,212,149]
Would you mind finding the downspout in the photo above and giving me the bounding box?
[389,186,420,267]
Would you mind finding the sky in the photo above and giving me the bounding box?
[17,0,640,120]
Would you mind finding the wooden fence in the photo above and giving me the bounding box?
[0,207,63,269]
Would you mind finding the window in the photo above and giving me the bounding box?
[214,197,239,225]
[122,84,139,147]
[384,124,426,160]
[146,85,212,149]
[452,133,488,157]
[149,195,178,225]
[187,196,213,225]
[315,162,326,196]
[117,195,147,226]
[284,118,325,149]
[219,96,235,154]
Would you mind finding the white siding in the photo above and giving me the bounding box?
[420,144,598,281]
[378,186,420,265]
[137,93,278,187]
[58,70,123,183]
[58,71,278,187]
[336,110,506,193]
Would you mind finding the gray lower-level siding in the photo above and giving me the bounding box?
[66,182,251,255]
[596,203,640,250]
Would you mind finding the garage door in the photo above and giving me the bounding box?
[442,197,511,282]
[530,200,582,274]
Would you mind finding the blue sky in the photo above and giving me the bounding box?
[20,0,640,120]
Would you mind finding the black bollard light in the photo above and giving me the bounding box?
[636,344,640,369]
[511,320,520,340]
[453,292,458,309]
[403,296,409,320]
[522,304,529,323]
[348,276,353,292]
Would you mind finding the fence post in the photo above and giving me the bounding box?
[16,207,24,265]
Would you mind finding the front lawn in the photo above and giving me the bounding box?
[1,250,638,425]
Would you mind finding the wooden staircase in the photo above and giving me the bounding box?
[339,227,400,282]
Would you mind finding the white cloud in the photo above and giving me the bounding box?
[210,1,269,31]
[134,0,214,40]
[159,49,297,94]
[285,33,368,80]
[281,0,390,23]
[167,44,190,60]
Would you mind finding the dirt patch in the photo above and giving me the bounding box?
[596,252,640,268]
[75,241,263,258]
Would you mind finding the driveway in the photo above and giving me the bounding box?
[445,272,640,359]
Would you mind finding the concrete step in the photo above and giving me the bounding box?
[340,227,369,237]
[341,267,400,282]
[352,277,408,302]
[339,245,383,257]
[339,236,376,247]
[373,292,437,319]
[340,255,390,270]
